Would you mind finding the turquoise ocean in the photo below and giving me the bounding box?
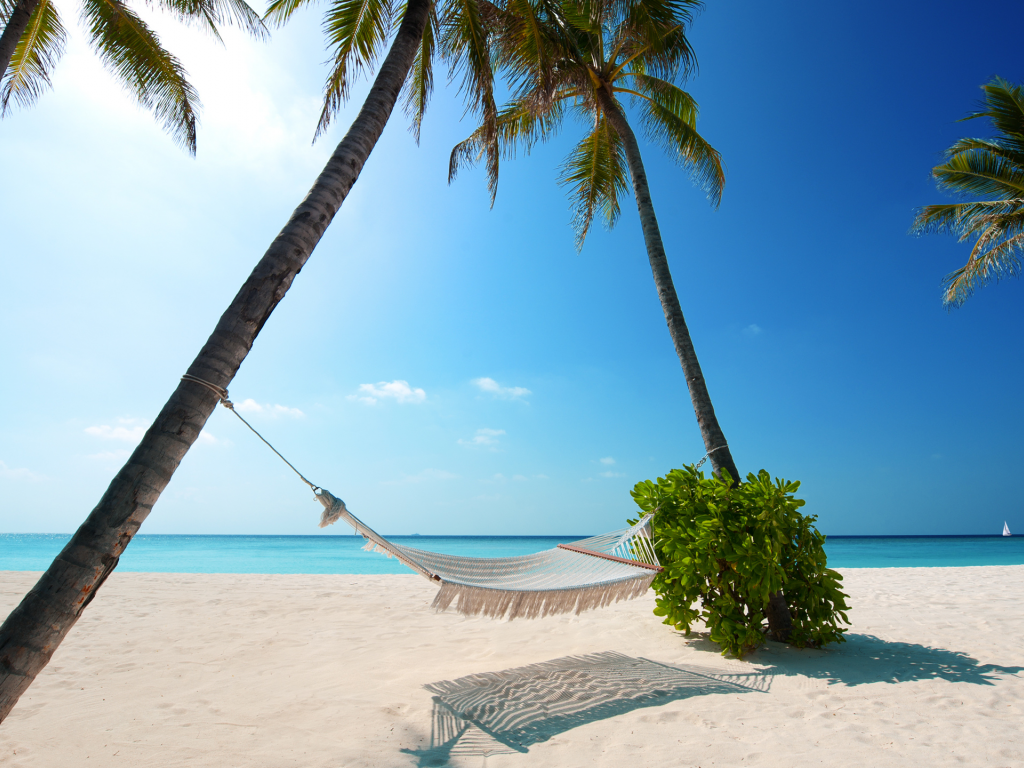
[1,533,1023,573]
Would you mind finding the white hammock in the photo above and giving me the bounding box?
[315,489,661,620]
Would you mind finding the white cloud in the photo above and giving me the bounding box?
[471,377,532,400]
[599,457,616,465]
[85,417,147,443]
[534,474,549,480]
[234,398,304,417]
[512,475,528,482]
[349,380,426,405]
[743,324,763,337]
[383,468,459,485]
[0,460,43,481]
[197,431,221,445]
[599,471,625,478]
[458,428,506,448]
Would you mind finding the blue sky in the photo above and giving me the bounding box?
[1,0,1022,536]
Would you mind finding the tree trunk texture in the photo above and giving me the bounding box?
[598,90,795,642]
[596,88,740,483]
[0,0,431,724]
[0,0,41,79]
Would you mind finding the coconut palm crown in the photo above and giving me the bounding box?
[0,0,267,153]
[912,77,1024,308]
[264,0,498,151]
[450,0,722,247]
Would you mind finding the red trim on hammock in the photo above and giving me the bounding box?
[556,543,663,572]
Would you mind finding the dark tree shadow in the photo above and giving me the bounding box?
[401,651,767,766]
[680,631,1024,688]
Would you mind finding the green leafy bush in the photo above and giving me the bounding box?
[631,466,850,657]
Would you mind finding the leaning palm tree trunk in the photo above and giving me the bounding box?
[0,0,41,76]
[0,0,430,723]
[597,88,793,642]
[596,89,739,482]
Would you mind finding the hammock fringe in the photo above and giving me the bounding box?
[431,573,657,620]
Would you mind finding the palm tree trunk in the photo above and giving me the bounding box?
[596,88,739,483]
[0,0,431,723]
[598,89,793,643]
[0,0,41,78]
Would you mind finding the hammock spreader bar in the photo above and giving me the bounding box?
[314,489,661,620]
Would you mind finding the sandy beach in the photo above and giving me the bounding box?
[0,566,1021,767]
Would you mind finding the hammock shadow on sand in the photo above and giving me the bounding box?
[401,651,767,766]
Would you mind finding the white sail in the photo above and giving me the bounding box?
[1004,521,1012,537]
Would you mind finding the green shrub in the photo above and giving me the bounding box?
[631,466,850,657]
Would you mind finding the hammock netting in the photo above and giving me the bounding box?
[315,489,661,620]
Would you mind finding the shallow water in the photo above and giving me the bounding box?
[1,532,1022,573]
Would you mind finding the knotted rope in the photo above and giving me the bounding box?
[180,374,321,495]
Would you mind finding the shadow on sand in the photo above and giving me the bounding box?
[679,632,1024,688]
[401,650,767,766]
[403,635,1024,765]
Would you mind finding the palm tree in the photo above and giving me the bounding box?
[0,0,505,723]
[0,0,267,153]
[451,0,739,482]
[912,77,1024,307]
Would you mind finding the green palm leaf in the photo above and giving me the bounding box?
[81,0,200,153]
[402,2,437,142]
[157,0,268,41]
[913,77,1024,307]
[314,0,396,139]
[439,0,498,184]
[0,0,65,115]
[624,71,722,205]
[263,0,317,25]
[559,115,628,248]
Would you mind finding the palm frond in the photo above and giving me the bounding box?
[401,2,436,142]
[81,0,200,153]
[910,199,1024,237]
[559,113,628,248]
[439,0,497,193]
[156,0,268,41]
[263,0,318,25]
[0,0,65,115]
[932,148,1024,200]
[942,231,1024,308]
[449,95,566,202]
[961,77,1024,153]
[626,72,722,205]
[313,0,396,139]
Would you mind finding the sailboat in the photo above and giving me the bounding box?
[1003,521,1012,537]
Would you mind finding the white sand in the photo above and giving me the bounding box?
[0,567,1021,767]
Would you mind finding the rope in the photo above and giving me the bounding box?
[180,374,321,494]
[694,443,729,471]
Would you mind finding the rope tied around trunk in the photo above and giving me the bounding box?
[694,443,729,471]
[180,374,321,495]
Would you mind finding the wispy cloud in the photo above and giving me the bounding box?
[349,380,426,405]
[599,471,625,478]
[85,417,147,443]
[471,377,531,400]
[234,398,304,418]
[599,457,615,465]
[382,468,459,485]
[743,324,763,337]
[0,460,43,481]
[458,428,505,448]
